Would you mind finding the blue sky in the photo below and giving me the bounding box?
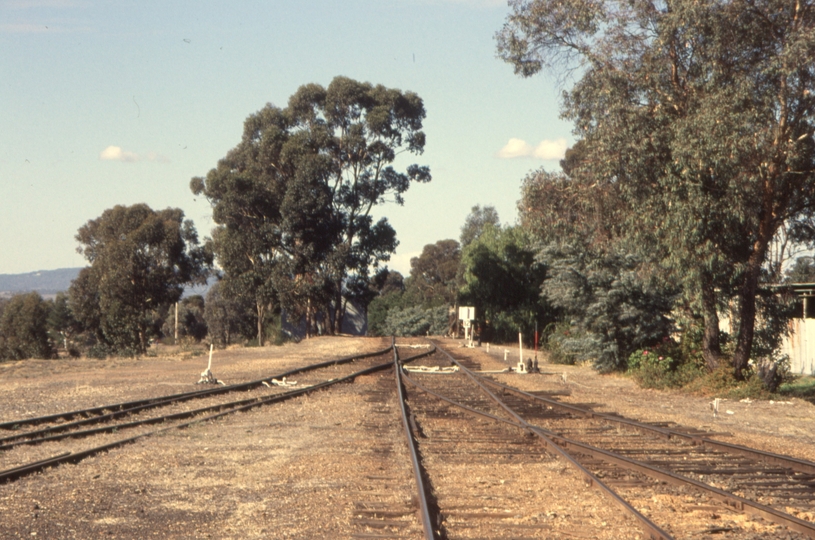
[0,0,572,276]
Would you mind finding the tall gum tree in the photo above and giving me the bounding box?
[70,204,211,354]
[498,0,815,377]
[193,77,430,336]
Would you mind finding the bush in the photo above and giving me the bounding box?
[628,347,705,389]
[86,342,114,359]
[382,305,448,336]
[627,335,709,389]
[683,366,772,400]
[367,291,406,337]
[543,322,580,365]
[540,242,677,372]
[0,292,53,360]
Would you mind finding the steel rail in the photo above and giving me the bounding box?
[422,343,674,540]
[433,344,815,539]
[0,347,425,485]
[538,428,815,539]
[0,347,398,450]
[393,341,437,540]
[0,345,393,432]
[0,381,333,451]
[481,377,815,475]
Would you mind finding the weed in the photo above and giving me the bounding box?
[778,376,815,403]
[683,366,772,399]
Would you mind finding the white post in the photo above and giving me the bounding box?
[519,332,523,364]
[174,302,179,342]
[207,343,213,371]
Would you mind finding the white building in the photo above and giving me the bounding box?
[782,283,815,375]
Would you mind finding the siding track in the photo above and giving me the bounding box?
[417,339,815,539]
[0,345,402,483]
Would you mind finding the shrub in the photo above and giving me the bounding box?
[0,292,53,360]
[367,291,406,337]
[543,322,581,365]
[627,339,706,389]
[684,366,772,400]
[382,305,448,336]
[540,242,677,372]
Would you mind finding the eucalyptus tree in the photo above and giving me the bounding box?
[518,168,676,369]
[498,0,815,377]
[460,205,500,248]
[458,224,552,344]
[193,76,430,336]
[0,292,52,360]
[70,204,211,355]
[405,239,462,307]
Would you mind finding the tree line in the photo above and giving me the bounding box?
[493,0,815,390]
[4,0,815,395]
[1,76,431,359]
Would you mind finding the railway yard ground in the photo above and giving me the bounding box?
[0,336,813,539]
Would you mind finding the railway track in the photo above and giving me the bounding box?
[399,339,815,539]
[0,344,413,484]
[2,337,812,538]
[397,343,665,539]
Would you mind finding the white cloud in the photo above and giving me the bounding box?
[533,139,568,160]
[100,146,139,162]
[144,151,170,164]
[99,146,168,163]
[387,251,419,276]
[497,138,568,161]
[497,138,534,159]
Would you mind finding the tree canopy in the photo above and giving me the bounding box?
[405,239,461,308]
[460,205,500,248]
[192,76,430,340]
[69,204,211,355]
[498,0,815,378]
[0,292,52,360]
[459,224,552,343]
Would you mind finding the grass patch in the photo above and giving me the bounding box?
[682,367,771,399]
[777,376,815,403]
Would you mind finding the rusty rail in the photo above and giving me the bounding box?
[0,347,409,484]
[407,343,673,540]
[393,340,437,540]
[433,341,815,539]
[0,345,394,432]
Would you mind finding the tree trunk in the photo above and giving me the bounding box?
[305,298,314,339]
[731,219,774,380]
[700,273,721,371]
[138,326,147,355]
[731,259,761,380]
[332,285,343,335]
[256,300,265,347]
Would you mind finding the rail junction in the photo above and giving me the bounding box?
[0,337,813,538]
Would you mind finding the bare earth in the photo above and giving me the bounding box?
[0,336,812,539]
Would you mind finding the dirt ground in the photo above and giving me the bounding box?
[0,336,813,539]
[456,340,815,463]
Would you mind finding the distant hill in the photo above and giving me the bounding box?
[0,268,82,298]
[0,268,214,300]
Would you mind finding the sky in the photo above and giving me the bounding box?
[0,0,573,277]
